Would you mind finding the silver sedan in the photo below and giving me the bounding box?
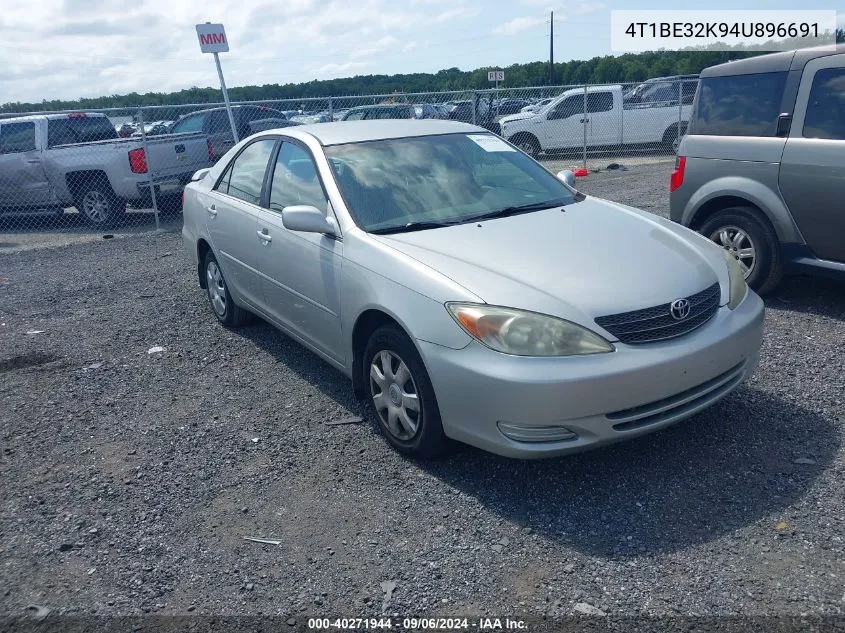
[182,120,764,459]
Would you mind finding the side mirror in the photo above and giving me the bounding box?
[281,205,337,236]
[556,170,576,187]
[191,167,211,182]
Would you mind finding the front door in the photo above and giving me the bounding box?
[0,121,52,209]
[779,54,845,263]
[256,141,344,363]
[541,95,585,150]
[204,137,277,309]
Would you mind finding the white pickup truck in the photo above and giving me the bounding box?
[0,112,212,226]
[499,84,692,158]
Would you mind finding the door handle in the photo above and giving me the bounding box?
[257,229,272,243]
[206,204,217,217]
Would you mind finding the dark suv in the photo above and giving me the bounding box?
[670,45,845,293]
[170,105,293,160]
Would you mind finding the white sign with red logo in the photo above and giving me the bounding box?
[196,23,229,54]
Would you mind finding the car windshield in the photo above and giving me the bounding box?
[325,132,579,234]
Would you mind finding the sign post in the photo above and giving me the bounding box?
[196,23,239,145]
[488,70,504,117]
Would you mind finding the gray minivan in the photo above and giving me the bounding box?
[670,45,845,293]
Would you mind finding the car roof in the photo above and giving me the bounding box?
[273,119,487,146]
[702,44,845,77]
[1,112,109,123]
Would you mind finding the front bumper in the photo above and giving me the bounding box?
[418,291,764,459]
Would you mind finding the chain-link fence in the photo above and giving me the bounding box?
[0,78,697,236]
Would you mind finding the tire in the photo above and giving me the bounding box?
[509,134,540,159]
[363,325,449,458]
[72,178,124,228]
[203,250,251,327]
[699,207,783,295]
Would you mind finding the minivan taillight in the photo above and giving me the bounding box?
[128,148,148,174]
[207,140,215,162]
[670,156,686,192]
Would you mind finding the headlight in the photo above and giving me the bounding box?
[446,303,614,357]
[723,250,748,309]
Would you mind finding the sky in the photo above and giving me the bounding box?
[1,0,843,103]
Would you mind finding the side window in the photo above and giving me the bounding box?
[803,68,845,141]
[549,96,582,120]
[218,139,276,205]
[681,81,698,105]
[692,72,787,137]
[204,111,231,136]
[172,114,204,134]
[587,92,614,113]
[268,142,328,213]
[0,122,36,153]
[344,110,366,121]
[47,120,77,147]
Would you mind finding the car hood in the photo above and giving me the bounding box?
[371,198,724,330]
[498,111,538,125]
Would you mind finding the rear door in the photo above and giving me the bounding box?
[0,120,52,209]
[779,54,845,263]
[256,141,344,362]
[205,137,277,309]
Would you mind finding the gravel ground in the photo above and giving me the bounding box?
[1,162,844,624]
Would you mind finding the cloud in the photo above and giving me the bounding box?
[435,6,481,22]
[350,36,401,59]
[493,16,544,35]
[308,61,373,76]
[571,2,606,15]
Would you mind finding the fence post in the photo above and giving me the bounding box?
[328,97,334,122]
[582,84,588,170]
[138,107,160,233]
[471,92,478,126]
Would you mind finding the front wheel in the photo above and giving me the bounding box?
[509,134,540,159]
[363,325,449,458]
[699,207,783,294]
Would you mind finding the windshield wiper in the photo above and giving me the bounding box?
[369,220,463,235]
[466,198,569,222]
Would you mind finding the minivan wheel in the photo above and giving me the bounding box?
[699,207,783,295]
[363,325,449,458]
[203,250,250,327]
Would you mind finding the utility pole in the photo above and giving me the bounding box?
[549,10,554,85]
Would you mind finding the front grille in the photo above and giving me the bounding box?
[595,282,720,345]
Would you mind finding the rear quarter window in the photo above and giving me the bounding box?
[691,71,788,137]
[803,68,845,140]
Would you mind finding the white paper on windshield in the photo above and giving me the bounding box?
[466,134,516,152]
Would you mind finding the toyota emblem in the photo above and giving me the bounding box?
[670,298,691,321]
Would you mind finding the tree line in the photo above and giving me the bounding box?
[3,31,843,114]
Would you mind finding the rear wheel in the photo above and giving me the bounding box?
[699,207,783,294]
[363,325,449,458]
[663,123,687,154]
[203,250,250,327]
[73,179,124,228]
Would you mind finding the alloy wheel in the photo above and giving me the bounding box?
[710,225,756,278]
[82,190,109,223]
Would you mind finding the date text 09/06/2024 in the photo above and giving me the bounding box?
[307,617,528,630]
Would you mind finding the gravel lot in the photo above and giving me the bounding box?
[1,162,844,624]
